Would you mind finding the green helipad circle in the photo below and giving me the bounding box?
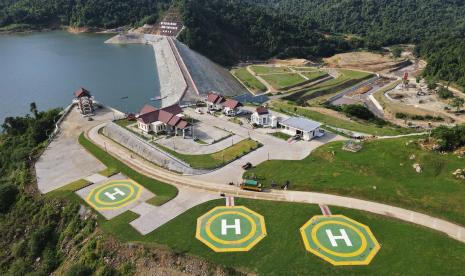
[196,206,267,252]
[300,215,380,266]
[86,180,142,210]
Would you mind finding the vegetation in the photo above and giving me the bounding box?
[432,125,465,151]
[272,101,412,136]
[0,0,171,30]
[395,112,443,122]
[301,71,327,82]
[244,138,465,226]
[261,73,306,90]
[98,198,465,275]
[328,104,387,126]
[270,131,292,141]
[156,139,261,169]
[78,133,178,206]
[437,87,454,99]
[231,67,267,93]
[50,179,92,193]
[283,69,373,104]
[250,65,290,74]
[0,105,105,275]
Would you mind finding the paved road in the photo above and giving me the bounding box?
[87,123,465,243]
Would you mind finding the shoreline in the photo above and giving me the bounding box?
[0,25,122,35]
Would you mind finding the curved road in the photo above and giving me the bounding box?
[87,123,465,243]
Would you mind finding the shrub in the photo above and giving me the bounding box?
[437,87,454,99]
[0,184,18,213]
[65,264,93,276]
[432,125,465,151]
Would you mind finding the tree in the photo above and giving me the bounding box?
[391,46,402,58]
[30,102,38,118]
[450,97,464,112]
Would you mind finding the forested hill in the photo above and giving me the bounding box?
[248,0,465,46]
[0,0,171,29]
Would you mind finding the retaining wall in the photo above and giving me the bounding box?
[102,122,208,175]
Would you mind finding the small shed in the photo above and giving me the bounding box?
[279,117,324,141]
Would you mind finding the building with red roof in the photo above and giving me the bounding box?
[73,87,94,116]
[136,104,191,137]
[206,92,226,111]
[251,106,277,128]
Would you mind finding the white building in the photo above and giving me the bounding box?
[137,104,191,137]
[250,107,277,128]
[279,117,324,141]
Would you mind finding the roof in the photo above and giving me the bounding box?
[162,104,183,116]
[280,117,321,132]
[139,104,158,116]
[167,115,182,127]
[74,87,91,98]
[223,99,242,109]
[137,104,183,124]
[207,92,225,104]
[256,107,269,115]
[158,110,175,124]
[175,120,189,129]
[138,110,159,124]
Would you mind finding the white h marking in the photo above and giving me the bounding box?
[104,188,126,201]
[326,229,353,247]
[221,219,241,235]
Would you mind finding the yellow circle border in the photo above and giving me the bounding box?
[311,221,368,257]
[94,184,136,206]
[205,211,257,245]
[300,215,381,266]
[85,180,143,210]
[196,206,267,252]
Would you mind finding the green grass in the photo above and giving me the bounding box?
[270,131,292,141]
[261,73,306,90]
[301,71,328,82]
[291,67,319,72]
[78,133,178,206]
[232,68,267,93]
[284,69,373,103]
[114,118,136,127]
[250,65,291,74]
[48,179,91,193]
[156,139,261,169]
[98,167,120,177]
[272,101,414,136]
[245,138,465,226]
[98,198,465,276]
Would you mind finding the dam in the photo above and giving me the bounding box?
[106,33,248,107]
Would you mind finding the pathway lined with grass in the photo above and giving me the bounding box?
[231,67,267,94]
[245,138,465,226]
[156,139,261,169]
[100,198,465,276]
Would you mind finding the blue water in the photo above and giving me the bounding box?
[0,31,160,122]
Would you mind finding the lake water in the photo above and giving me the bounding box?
[0,31,160,122]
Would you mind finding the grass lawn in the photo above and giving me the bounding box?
[250,65,291,74]
[98,167,120,177]
[48,179,91,193]
[114,118,136,127]
[270,131,292,141]
[156,139,261,169]
[99,198,465,276]
[301,71,328,82]
[232,68,267,93]
[261,73,306,90]
[291,66,319,72]
[272,101,414,136]
[78,133,178,206]
[284,69,373,103]
[245,138,465,226]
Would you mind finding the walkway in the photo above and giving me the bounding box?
[35,107,113,193]
[87,123,465,243]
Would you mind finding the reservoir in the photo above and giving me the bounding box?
[0,31,160,122]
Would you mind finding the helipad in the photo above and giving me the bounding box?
[86,179,143,210]
[300,215,380,266]
[196,206,267,252]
